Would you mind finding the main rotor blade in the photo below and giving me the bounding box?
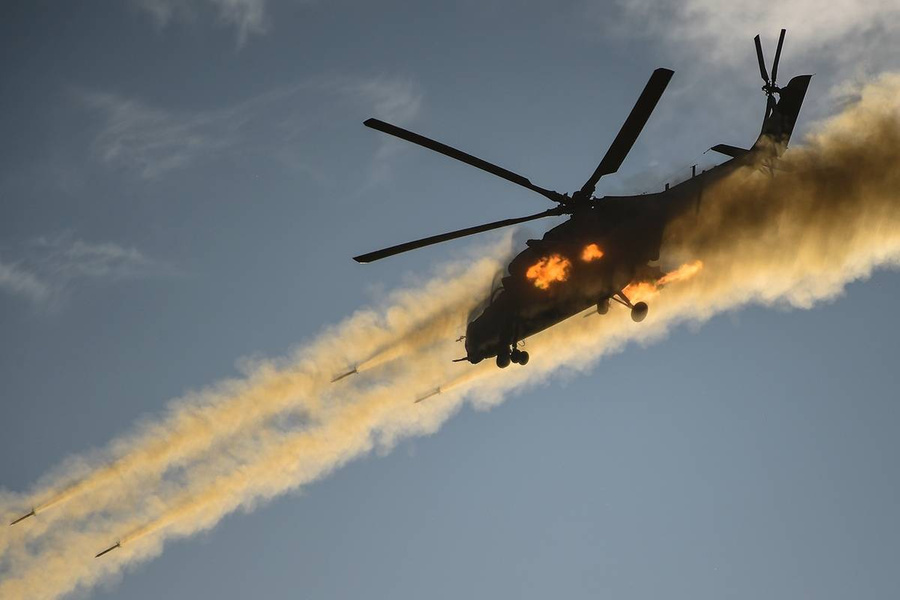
[754,35,770,83]
[579,68,674,197]
[353,208,565,263]
[364,118,562,204]
[771,28,786,84]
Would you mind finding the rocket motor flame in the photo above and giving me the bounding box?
[658,260,703,286]
[526,244,604,290]
[624,260,705,303]
[582,243,605,262]
[525,254,571,289]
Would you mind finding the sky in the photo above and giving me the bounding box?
[2,1,900,598]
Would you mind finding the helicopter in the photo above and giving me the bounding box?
[354,29,811,369]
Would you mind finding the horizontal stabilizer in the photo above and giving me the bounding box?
[710,144,750,159]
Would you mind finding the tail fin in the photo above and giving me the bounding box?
[752,74,812,156]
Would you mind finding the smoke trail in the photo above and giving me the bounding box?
[2,73,900,599]
[0,253,507,556]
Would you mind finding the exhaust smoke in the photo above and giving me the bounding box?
[2,73,900,599]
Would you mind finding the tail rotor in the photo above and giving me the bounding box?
[754,28,786,125]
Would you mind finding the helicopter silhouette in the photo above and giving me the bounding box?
[355,29,811,369]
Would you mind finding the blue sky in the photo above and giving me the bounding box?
[2,1,899,598]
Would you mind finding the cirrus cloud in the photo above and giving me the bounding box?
[607,0,900,85]
[133,0,272,46]
[81,76,423,181]
[0,235,172,310]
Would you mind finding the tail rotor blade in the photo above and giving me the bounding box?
[771,28,786,84]
[754,35,769,83]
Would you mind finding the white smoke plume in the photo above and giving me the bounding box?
[1,72,900,599]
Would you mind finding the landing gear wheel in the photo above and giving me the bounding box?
[631,301,649,323]
[509,349,530,366]
[596,299,609,315]
[496,352,511,368]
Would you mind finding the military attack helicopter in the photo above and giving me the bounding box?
[355,29,810,369]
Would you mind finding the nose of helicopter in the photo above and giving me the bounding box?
[464,313,503,363]
[463,325,485,363]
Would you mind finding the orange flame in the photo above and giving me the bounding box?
[624,260,704,303]
[581,243,604,262]
[526,254,571,290]
[658,260,704,286]
[621,281,657,303]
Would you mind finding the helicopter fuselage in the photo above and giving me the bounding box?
[355,49,811,369]
[463,162,726,364]
[462,71,811,366]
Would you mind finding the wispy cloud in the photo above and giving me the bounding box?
[0,259,53,305]
[0,235,171,309]
[32,236,165,280]
[339,78,424,186]
[607,0,900,93]
[133,0,271,46]
[81,77,423,180]
[610,0,900,65]
[82,91,237,179]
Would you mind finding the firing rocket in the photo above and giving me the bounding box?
[95,542,121,558]
[331,367,358,383]
[414,387,441,404]
[9,508,35,526]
